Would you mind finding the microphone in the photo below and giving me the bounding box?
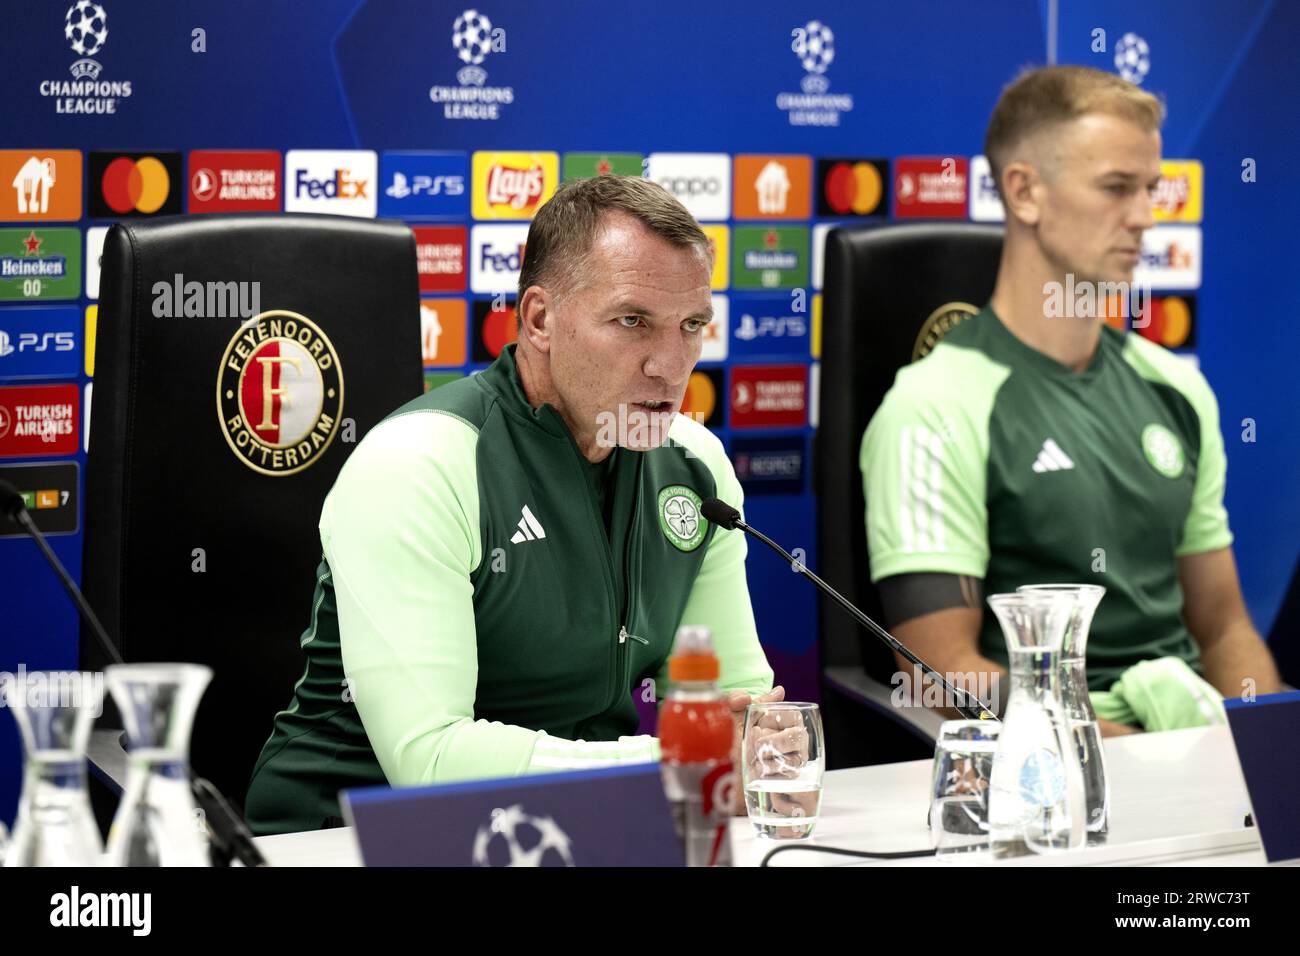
[0,478,122,667]
[701,496,997,722]
[192,777,268,867]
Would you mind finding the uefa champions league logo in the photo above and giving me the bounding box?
[65,0,108,79]
[452,8,503,86]
[432,8,512,119]
[1114,32,1150,85]
[792,20,834,93]
[65,1,108,57]
[777,19,851,125]
[472,804,575,867]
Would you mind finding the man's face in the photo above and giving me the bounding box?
[545,211,713,452]
[1033,113,1162,285]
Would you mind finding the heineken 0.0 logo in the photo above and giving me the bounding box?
[657,485,706,552]
[1141,423,1184,479]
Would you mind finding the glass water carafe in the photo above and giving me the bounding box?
[1019,583,1108,844]
[3,670,104,866]
[986,592,1086,857]
[104,663,212,867]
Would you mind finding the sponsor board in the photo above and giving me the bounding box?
[729,364,807,429]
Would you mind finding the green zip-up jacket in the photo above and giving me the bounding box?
[245,345,773,835]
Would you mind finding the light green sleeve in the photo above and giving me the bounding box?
[1120,335,1233,556]
[1175,370,1233,557]
[860,346,1006,583]
[658,416,774,699]
[326,410,658,786]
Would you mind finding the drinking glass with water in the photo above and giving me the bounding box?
[742,702,824,840]
[930,719,1001,854]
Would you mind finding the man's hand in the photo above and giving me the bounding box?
[1098,717,1141,737]
[725,686,784,814]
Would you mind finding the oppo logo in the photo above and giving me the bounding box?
[657,176,721,196]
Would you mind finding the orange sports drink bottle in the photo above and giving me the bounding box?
[657,625,735,867]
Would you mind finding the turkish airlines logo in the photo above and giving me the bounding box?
[188,150,280,213]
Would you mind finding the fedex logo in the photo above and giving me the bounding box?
[294,168,369,200]
[479,242,523,271]
[471,224,529,294]
[285,150,377,218]
[1134,226,1201,290]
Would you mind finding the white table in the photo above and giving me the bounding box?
[252,725,1278,867]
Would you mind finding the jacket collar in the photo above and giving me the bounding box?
[478,343,578,440]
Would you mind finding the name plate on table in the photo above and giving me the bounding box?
[341,762,684,867]
[1224,690,1300,863]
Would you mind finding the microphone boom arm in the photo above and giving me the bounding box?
[729,513,997,722]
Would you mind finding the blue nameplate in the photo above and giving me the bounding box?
[1224,690,1300,863]
[341,762,684,867]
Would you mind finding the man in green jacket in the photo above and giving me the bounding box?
[860,66,1281,732]
[246,175,777,835]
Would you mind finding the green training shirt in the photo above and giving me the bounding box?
[861,307,1232,691]
[245,345,773,835]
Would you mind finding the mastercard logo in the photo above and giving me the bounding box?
[89,152,182,218]
[680,370,715,418]
[100,156,172,214]
[823,162,882,215]
[1137,295,1195,349]
[472,299,518,362]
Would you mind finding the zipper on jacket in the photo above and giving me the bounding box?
[609,461,646,712]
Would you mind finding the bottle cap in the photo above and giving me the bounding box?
[668,626,720,681]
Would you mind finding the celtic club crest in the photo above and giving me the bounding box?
[657,485,707,552]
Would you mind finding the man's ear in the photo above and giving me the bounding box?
[1000,160,1044,227]
[516,285,552,354]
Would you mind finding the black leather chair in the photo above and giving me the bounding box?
[815,222,1004,767]
[82,214,423,812]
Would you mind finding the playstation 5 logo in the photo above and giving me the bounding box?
[385,171,465,199]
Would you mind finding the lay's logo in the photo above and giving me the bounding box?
[1152,160,1202,223]
[472,152,557,219]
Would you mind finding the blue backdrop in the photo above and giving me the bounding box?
[1,0,1296,825]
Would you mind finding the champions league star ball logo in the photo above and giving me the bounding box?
[1114,32,1150,85]
[432,8,512,118]
[452,8,499,86]
[453,9,493,66]
[792,20,834,93]
[65,1,108,57]
[793,20,834,75]
[472,804,575,867]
